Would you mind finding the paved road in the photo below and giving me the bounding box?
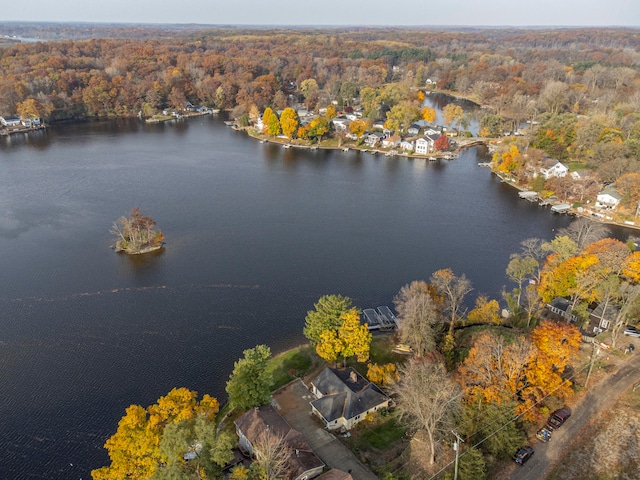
[510,337,640,480]
[273,379,378,480]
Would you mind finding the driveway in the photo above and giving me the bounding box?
[273,379,378,480]
[509,336,640,480]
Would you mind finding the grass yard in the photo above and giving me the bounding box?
[266,345,320,390]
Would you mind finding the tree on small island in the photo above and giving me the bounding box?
[111,207,164,254]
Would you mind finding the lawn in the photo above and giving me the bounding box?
[266,345,320,390]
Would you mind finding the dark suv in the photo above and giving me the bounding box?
[546,407,571,430]
[514,446,534,465]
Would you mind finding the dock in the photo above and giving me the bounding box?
[362,306,398,331]
[551,203,572,214]
[518,191,539,202]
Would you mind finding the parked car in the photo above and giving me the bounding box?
[547,407,572,430]
[514,446,534,465]
[623,325,640,337]
[536,426,552,442]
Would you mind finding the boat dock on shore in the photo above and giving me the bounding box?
[362,306,398,331]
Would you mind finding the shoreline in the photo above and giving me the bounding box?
[491,169,640,233]
[243,126,485,160]
[0,124,47,136]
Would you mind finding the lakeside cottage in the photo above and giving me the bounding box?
[596,186,622,210]
[1,115,23,127]
[235,405,325,480]
[309,367,391,431]
[539,159,569,179]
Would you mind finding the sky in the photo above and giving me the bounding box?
[4,0,640,27]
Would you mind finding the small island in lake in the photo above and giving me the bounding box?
[111,208,164,254]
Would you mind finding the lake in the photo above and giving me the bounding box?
[0,114,579,479]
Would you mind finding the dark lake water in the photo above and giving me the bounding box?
[0,114,583,479]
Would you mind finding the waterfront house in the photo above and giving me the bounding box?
[407,124,421,135]
[1,115,21,127]
[586,302,619,335]
[539,159,569,179]
[415,137,431,155]
[332,118,351,133]
[382,134,401,148]
[400,140,414,151]
[364,132,385,147]
[309,367,391,431]
[235,405,325,480]
[546,297,577,322]
[596,186,622,210]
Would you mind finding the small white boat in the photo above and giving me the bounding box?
[283,144,291,149]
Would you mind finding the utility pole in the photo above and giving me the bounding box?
[452,430,465,480]
[585,341,600,388]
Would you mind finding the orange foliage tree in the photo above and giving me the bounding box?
[520,320,581,417]
[457,332,534,407]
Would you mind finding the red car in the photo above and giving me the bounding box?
[546,407,571,430]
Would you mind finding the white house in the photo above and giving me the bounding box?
[365,132,385,147]
[596,186,622,210]
[400,140,414,151]
[382,134,401,148]
[415,137,434,155]
[1,115,21,127]
[407,124,421,135]
[332,118,351,132]
[539,160,569,179]
[309,367,391,431]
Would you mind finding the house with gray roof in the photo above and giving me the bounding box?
[596,186,622,210]
[309,367,391,431]
[234,405,325,480]
[546,296,577,323]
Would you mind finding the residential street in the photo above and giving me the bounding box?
[509,337,640,480]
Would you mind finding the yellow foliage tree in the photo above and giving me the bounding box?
[538,253,599,303]
[349,119,369,137]
[622,251,640,284]
[91,388,220,480]
[16,98,43,119]
[467,295,502,325]
[280,107,300,138]
[325,105,337,119]
[367,363,399,386]
[421,106,436,123]
[316,308,372,366]
[496,145,522,174]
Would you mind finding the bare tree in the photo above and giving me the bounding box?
[610,283,640,349]
[392,359,462,466]
[522,284,543,327]
[393,281,443,356]
[430,269,473,335]
[558,217,608,251]
[252,430,290,480]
